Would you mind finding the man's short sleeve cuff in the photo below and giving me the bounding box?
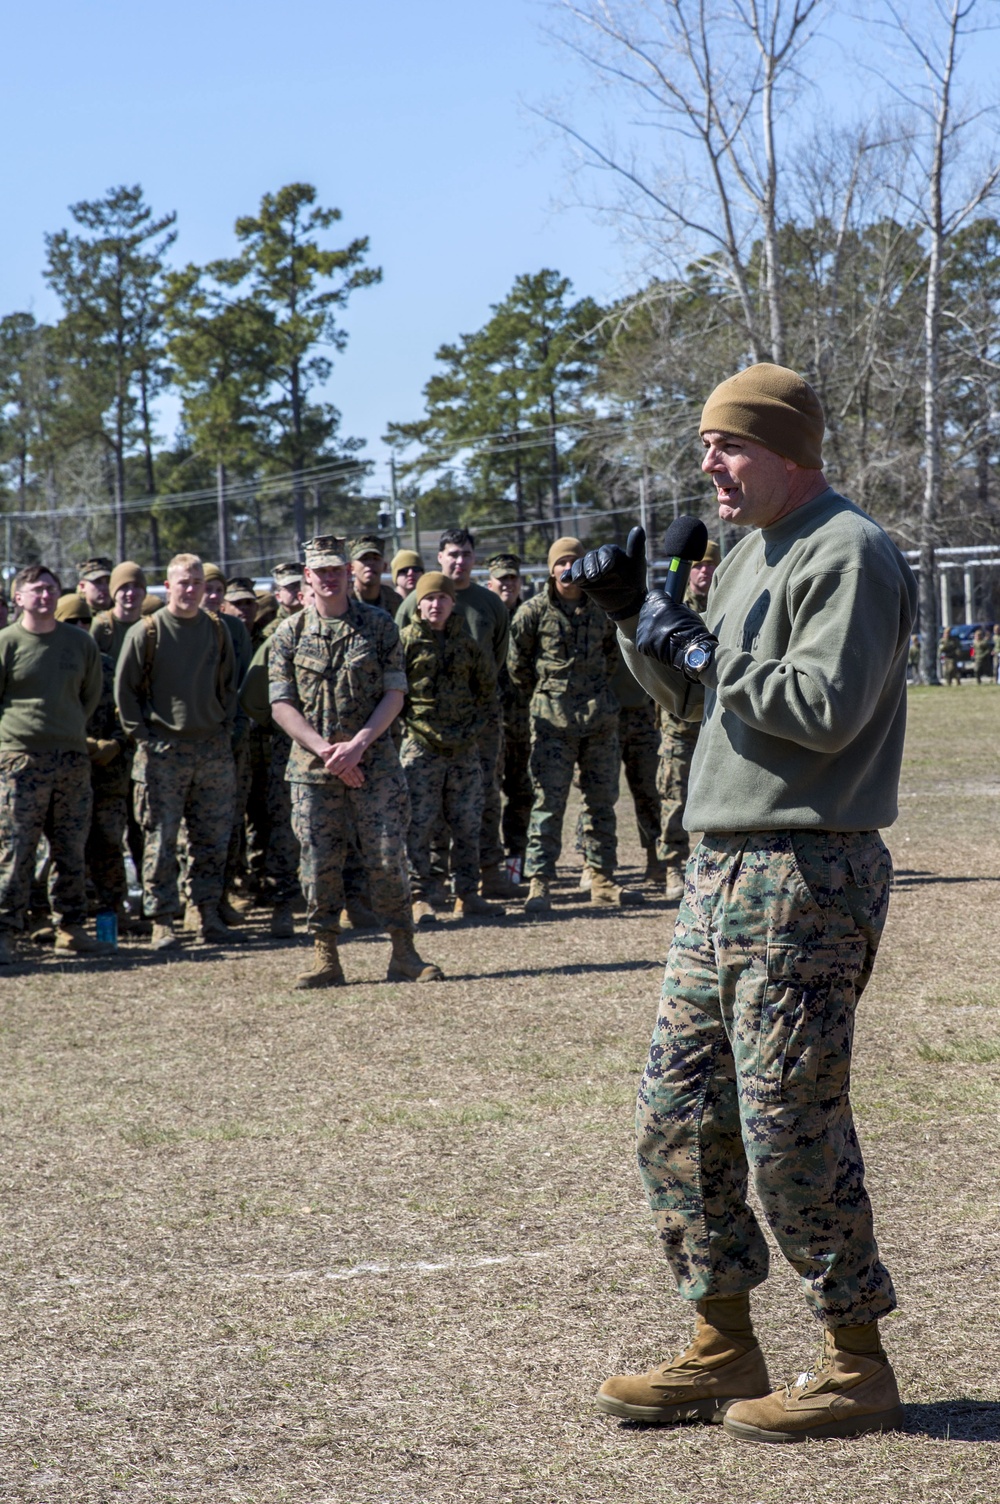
[383,671,408,694]
[269,683,297,705]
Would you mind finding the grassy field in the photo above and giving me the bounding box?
[2,684,1000,1502]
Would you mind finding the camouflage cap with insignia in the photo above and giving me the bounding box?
[304,535,348,568]
[348,533,387,562]
[487,552,521,579]
[225,575,258,603]
[272,562,303,586]
[77,556,113,582]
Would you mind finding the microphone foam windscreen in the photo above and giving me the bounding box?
[662,515,709,562]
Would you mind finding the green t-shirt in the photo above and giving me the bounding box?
[618,488,917,833]
[0,621,103,752]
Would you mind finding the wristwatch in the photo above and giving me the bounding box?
[682,640,714,680]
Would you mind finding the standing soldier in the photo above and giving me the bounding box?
[399,572,498,922]
[266,563,304,634]
[269,536,442,988]
[0,565,105,962]
[508,537,630,913]
[973,626,994,684]
[391,550,424,600]
[115,554,238,950]
[91,562,147,665]
[350,535,403,615]
[939,626,961,685]
[395,527,514,899]
[76,557,113,613]
[658,539,718,901]
[56,594,130,924]
[486,552,532,880]
[240,629,302,939]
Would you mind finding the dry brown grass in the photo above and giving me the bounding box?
[2,683,1000,1500]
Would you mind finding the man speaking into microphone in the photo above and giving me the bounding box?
[567,364,916,1443]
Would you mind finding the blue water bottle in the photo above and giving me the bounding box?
[95,911,118,948]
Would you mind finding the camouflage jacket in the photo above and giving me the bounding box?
[268,600,407,784]
[400,614,494,757]
[507,582,619,732]
[497,600,530,741]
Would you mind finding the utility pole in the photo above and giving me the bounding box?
[389,457,401,554]
[217,461,228,575]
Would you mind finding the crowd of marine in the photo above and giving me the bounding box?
[0,524,719,987]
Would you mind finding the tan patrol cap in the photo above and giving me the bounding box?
[225,576,257,603]
[77,556,113,582]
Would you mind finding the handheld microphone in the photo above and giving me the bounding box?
[661,515,709,603]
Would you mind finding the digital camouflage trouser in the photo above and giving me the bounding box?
[265,732,300,904]
[224,734,253,893]
[524,717,619,880]
[500,725,532,860]
[86,780,128,911]
[133,734,236,920]
[289,766,413,934]
[577,703,661,859]
[401,737,484,899]
[0,748,92,931]
[477,700,505,871]
[637,830,896,1325]
[657,724,699,868]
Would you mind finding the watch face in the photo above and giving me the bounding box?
[685,644,711,671]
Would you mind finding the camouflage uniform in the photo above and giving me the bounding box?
[637,830,896,1323]
[939,631,961,685]
[240,639,300,904]
[399,612,494,898]
[498,601,532,860]
[657,589,707,869]
[0,749,93,930]
[268,600,413,933]
[508,582,621,880]
[85,653,130,911]
[578,645,661,862]
[974,630,994,684]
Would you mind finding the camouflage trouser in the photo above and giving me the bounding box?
[637,829,897,1325]
[244,725,271,892]
[289,769,412,934]
[524,718,619,880]
[401,737,484,898]
[478,701,505,870]
[133,734,236,920]
[0,748,92,931]
[500,725,532,859]
[265,732,300,904]
[224,734,253,892]
[86,782,128,910]
[620,703,662,853]
[657,727,699,868]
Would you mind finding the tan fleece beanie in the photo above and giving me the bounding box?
[548,536,584,572]
[700,363,824,469]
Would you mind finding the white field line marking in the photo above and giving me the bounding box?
[245,1249,565,1284]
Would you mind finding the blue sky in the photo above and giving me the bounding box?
[1,0,631,494]
[2,1,995,500]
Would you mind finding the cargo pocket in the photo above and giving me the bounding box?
[739,938,866,1106]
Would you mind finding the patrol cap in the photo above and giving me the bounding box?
[304,535,348,568]
[55,592,92,623]
[487,552,521,578]
[272,562,303,587]
[110,561,147,595]
[78,556,113,582]
[415,570,456,603]
[349,533,386,562]
[225,576,257,603]
[548,536,584,572]
[701,540,721,565]
[391,549,423,577]
[202,563,225,583]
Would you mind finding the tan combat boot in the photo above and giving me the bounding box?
[597,1294,770,1425]
[295,931,345,989]
[480,864,523,900]
[270,902,295,939]
[454,891,503,919]
[182,903,200,933]
[386,928,443,982]
[589,871,644,908]
[722,1323,904,1444]
[343,900,380,930]
[578,863,594,892]
[665,865,685,903]
[54,925,113,955]
[524,877,551,915]
[412,899,439,928]
[151,920,179,952]
[644,851,667,883]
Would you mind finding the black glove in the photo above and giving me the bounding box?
[635,589,718,679]
[562,525,648,620]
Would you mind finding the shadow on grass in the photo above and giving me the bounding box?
[894,870,1000,889]
[899,1400,1000,1440]
[443,957,663,981]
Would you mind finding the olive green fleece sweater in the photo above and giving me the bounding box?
[618,488,917,832]
[0,622,103,752]
[115,609,237,742]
